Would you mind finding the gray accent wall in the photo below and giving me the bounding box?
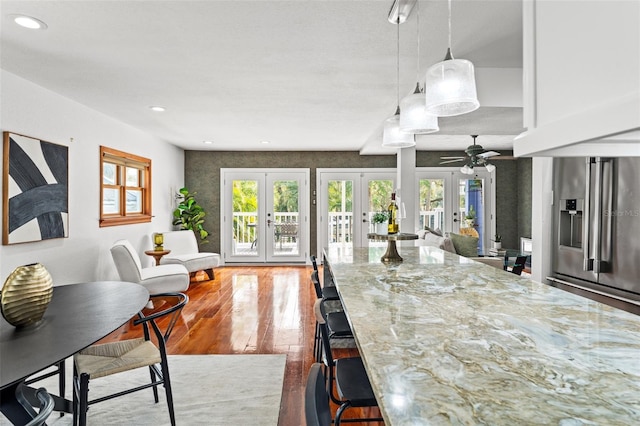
[185,150,532,258]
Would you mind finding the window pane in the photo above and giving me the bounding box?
[103,188,120,214]
[272,180,299,256]
[126,167,140,186]
[103,163,117,185]
[126,189,142,213]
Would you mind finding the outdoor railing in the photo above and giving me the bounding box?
[233,212,298,244]
[233,209,447,245]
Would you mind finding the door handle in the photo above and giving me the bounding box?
[267,219,272,226]
[453,218,458,223]
[583,158,593,271]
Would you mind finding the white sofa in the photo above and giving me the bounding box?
[159,230,221,280]
[415,229,504,269]
[110,240,189,295]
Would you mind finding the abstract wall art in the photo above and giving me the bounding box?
[2,132,69,245]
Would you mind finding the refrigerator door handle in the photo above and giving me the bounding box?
[593,157,611,274]
[583,158,593,271]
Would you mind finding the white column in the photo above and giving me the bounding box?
[531,157,553,282]
[396,146,416,244]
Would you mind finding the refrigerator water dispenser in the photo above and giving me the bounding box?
[559,199,583,249]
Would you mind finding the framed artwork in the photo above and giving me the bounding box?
[2,132,69,245]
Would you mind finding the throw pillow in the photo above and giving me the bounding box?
[422,233,457,254]
[416,229,429,240]
[449,232,479,257]
[424,226,443,236]
[441,237,456,254]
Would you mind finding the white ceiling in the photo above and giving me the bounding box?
[1,0,524,154]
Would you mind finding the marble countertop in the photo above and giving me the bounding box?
[324,245,640,425]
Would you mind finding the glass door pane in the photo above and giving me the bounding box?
[364,178,394,247]
[327,179,354,251]
[231,179,259,257]
[458,178,485,254]
[418,178,445,231]
[270,179,300,257]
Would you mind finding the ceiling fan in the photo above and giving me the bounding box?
[440,135,510,174]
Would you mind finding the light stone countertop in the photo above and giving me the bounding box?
[324,245,640,425]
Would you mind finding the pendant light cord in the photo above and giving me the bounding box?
[416,0,420,83]
[396,16,400,108]
[448,0,452,50]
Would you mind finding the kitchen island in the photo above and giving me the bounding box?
[324,245,640,425]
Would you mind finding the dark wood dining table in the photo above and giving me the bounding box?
[0,281,149,425]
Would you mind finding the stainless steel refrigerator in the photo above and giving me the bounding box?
[550,157,640,310]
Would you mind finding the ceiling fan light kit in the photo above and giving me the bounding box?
[424,0,480,117]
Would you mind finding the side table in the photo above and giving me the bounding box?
[144,249,171,265]
[367,233,418,262]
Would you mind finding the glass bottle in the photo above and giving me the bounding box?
[387,192,399,234]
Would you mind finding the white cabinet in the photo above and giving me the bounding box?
[515,0,640,157]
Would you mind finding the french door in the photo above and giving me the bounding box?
[221,169,309,263]
[317,169,396,254]
[416,168,494,253]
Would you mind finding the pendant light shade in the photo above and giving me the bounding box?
[424,0,479,117]
[425,50,479,116]
[485,163,496,173]
[383,107,416,148]
[400,83,439,134]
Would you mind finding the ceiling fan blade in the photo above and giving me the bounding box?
[439,159,464,164]
[440,156,465,160]
[490,156,516,160]
[478,151,500,158]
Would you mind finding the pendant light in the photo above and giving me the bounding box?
[400,1,439,134]
[424,0,480,117]
[383,17,415,148]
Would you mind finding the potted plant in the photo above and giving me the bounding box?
[492,234,502,249]
[173,187,210,243]
[464,205,476,228]
[372,211,389,235]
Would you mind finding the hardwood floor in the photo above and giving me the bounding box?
[101,265,383,426]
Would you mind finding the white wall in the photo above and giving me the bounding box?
[0,70,184,285]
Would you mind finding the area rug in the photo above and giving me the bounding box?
[4,354,286,426]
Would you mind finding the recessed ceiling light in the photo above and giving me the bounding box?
[10,15,48,30]
[149,106,166,112]
[203,140,213,145]
[260,140,270,144]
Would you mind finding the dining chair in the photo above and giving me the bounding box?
[304,363,332,426]
[72,292,188,426]
[311,270,340,301]
[24,360,65,418]
[18,387,55,426]
[510,255,528,275]
[310,255,336,288]
[314,300,382,426]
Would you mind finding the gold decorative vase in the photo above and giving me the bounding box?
[1,263,53,328]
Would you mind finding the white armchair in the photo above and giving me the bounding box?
[159,231,221,280]
[110,240,189,295]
